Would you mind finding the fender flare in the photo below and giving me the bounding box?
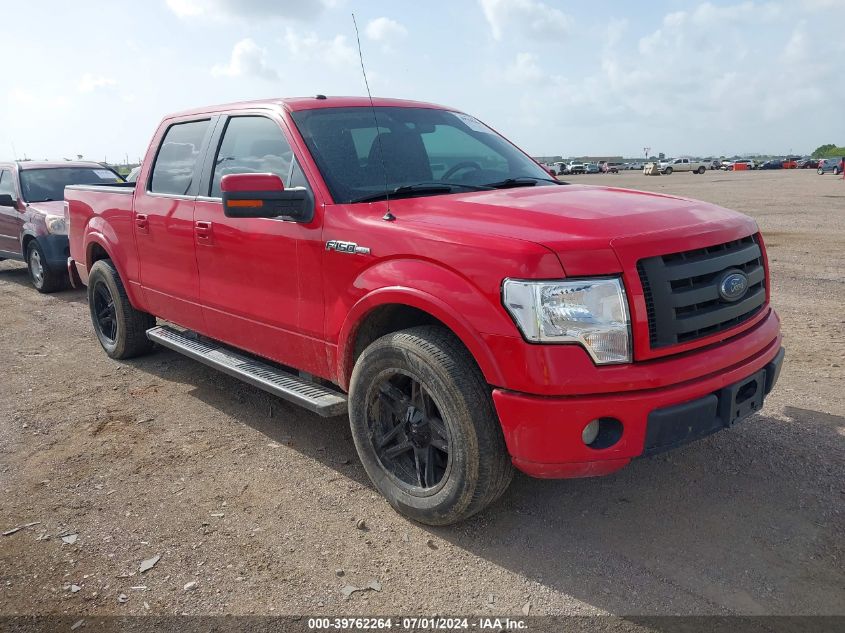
[19,229,38,252]
[83,214,129,278]
[81,229,145,308]
[336,284,506,391]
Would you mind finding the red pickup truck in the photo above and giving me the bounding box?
[67,96,784,525]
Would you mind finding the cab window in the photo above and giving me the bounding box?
[210,116,307,198]
[149,119,211,196]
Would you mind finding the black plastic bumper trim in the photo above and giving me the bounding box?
[642,346,785,456]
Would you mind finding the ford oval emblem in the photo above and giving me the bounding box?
[719,271,749,302]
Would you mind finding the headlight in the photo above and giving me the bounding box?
[502,277,631,364]
[44,214,67,235]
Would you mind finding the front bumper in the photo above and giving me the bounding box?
[36,234,70,269]
[493,334,784,479]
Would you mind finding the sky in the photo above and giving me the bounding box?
[1,0,843,162]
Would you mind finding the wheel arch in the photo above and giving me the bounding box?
[337,288,505,392]
[82,233,146,309]
[20,231,37,255]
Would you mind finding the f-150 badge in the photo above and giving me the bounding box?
[326,240,371,255]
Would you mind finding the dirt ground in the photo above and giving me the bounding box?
[0,169,843,618]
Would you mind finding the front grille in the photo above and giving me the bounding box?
[637,234,766,348]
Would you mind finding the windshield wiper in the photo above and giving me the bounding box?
[349,182,491,204]
[484,176,564,189]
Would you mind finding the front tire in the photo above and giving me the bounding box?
[87,259,155,359]
[26,241,64,293]
[835,167,841,176]
[348,326,513,525]
[665,166,673,175]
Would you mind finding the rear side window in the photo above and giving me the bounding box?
[149,119,211,195]
[209,116,301,198]
[0,170,16,200]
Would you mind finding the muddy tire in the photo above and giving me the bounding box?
[26,241,65,293]
[87,259,155,359]
[348,326,513,526]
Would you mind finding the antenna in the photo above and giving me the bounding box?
[352,13,393,220]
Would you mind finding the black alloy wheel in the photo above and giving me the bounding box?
[367,371,451,492]
[92,280,118,344]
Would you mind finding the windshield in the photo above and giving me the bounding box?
[290,107,553,204]
[20,167,123,202]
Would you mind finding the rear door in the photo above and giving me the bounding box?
[133,117,216,331]
[192,112,328,375]
[0,168,22,255]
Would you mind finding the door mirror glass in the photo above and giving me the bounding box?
[0,193,15,207]
[221,173,312,222]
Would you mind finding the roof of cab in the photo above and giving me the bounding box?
[168,96,453,119]
[0,160,110,171]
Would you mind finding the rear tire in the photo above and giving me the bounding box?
[835,167,841,176]
[348,326,513,526]
[87,259,155,359]
[697,166,706,174]
[26,241,65,293]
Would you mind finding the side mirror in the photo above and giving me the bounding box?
[0,194,16,207]
[221,173,313,222]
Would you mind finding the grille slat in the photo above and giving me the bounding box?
[638,235,766,349]
[661,242,761,279]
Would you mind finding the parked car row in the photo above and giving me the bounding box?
[547,156,839,176]
[2,96,786,525]
[549,160,630,175]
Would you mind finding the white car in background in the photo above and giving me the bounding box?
[659,158,707,174]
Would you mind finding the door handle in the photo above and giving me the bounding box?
[135,213,148,232]
[195,220,212,241]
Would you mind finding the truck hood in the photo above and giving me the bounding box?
[390,184,758,275]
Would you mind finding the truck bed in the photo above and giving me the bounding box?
[66,182,138,287]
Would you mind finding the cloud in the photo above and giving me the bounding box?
[77,74,117,93]
[166,0,329,21]
[211,38,278,80]
[484,0,843,155]
[479,0,572,41]
[282,28,356,69]
[365,17,408,43]
[502,52,544,84]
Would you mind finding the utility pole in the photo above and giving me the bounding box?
[643,147,651,161]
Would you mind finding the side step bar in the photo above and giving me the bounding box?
[146,325,348,417]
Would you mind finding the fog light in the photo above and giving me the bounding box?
[583,417,624,449]
[582,420,600,445]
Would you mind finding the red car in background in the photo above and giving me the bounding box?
[0,161,123,291]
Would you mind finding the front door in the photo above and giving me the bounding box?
[133,117,214,331]
[0,169,21,255]
[193,114,326,375]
